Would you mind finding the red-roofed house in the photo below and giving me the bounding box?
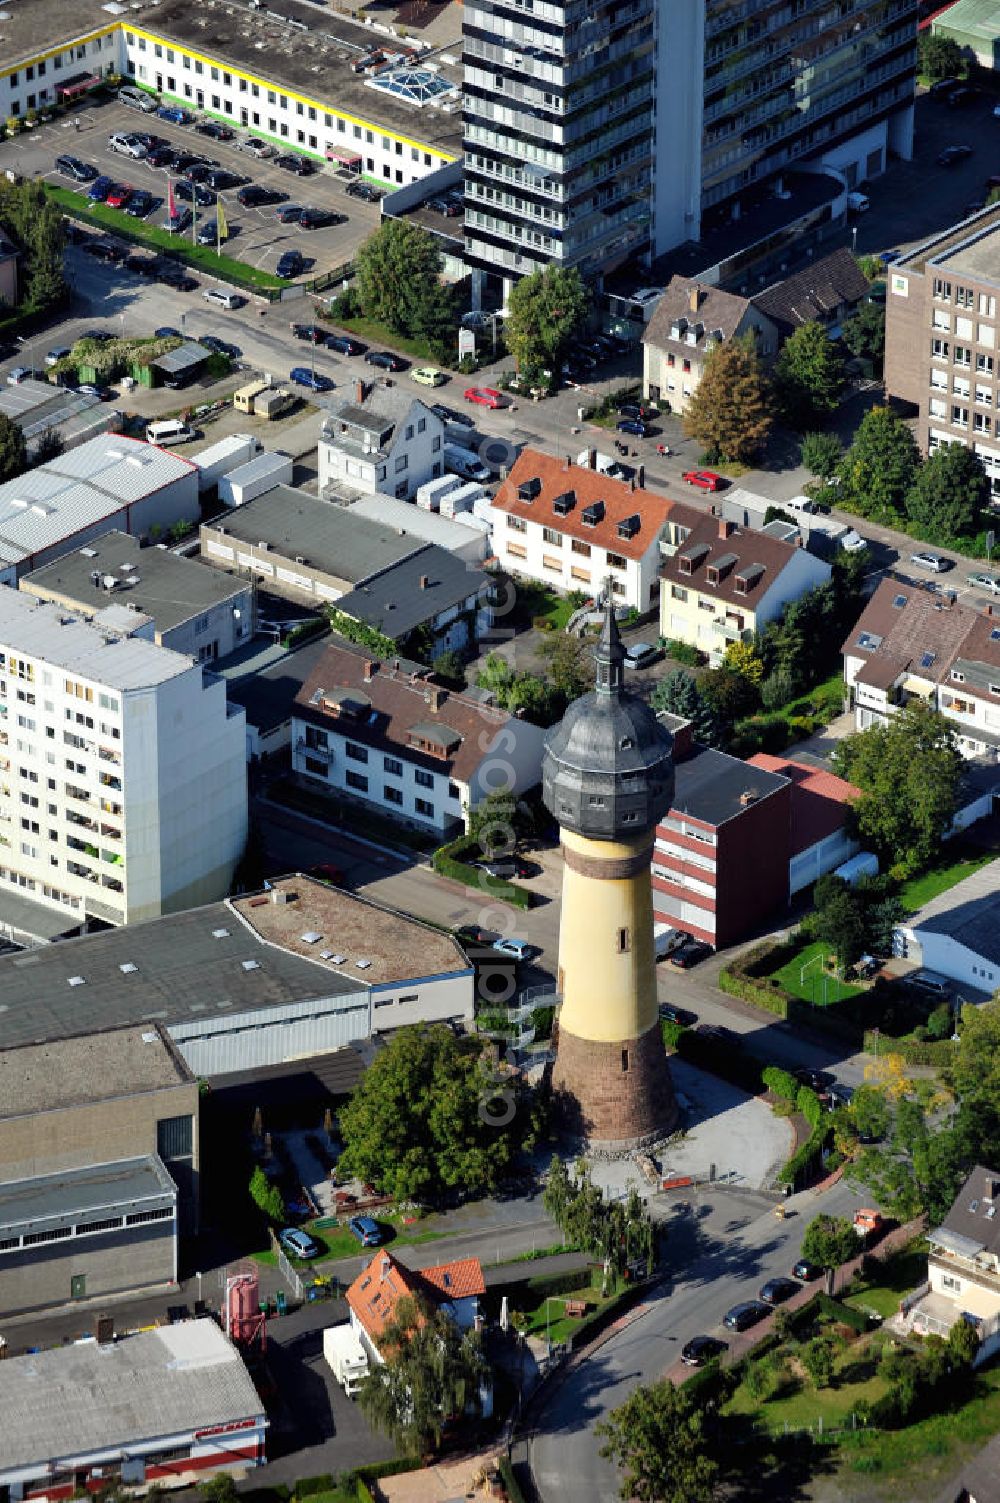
[747,755,862,895]
[488,449,701,613]
[346,1251,486,1362]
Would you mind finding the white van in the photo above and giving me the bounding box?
[203,288,243,310]
[783,495,815,517]
[119,85,158,114]
[444,443,491,484]
[146,418,196,446]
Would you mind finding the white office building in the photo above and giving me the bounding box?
[0,587,247,942]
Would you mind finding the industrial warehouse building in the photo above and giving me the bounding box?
[0,877,475,1078]
[0,1024,198,1314]
[0,1320,266,1498]
[0,436,200,585]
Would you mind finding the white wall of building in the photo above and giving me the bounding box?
[487,508,660,612]
[789,827,860,897]
[370,971,474,1029]
[318,405,445,501]
[902,927,1000,994]
[652,0,705,255]
[755,548,832,629]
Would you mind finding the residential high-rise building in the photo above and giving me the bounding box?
[0,587,247,942]
[462,0,657,297]
[463,0,917,302]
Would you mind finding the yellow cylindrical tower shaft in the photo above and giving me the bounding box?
[556,828,658,1043]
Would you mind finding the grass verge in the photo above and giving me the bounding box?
[897,846,996,914]
[841,1245,929,1320]
[46,183,287,291]
[316,310,443,366]
[251,1214,447,1269]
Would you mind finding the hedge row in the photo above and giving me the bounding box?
[777,1085,830,1187]
[339,1458,423,1498]
[787,1291,871,1336]
[862,1030,954,1067]
[718,939,797,1018]
[432,833,533,910]
[522,1266,594,1299]
[664,1024,764,1094]
[762,1066,799,1103]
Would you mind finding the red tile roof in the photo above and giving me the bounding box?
[748,754,860,855]
[492,449,700,561]
[346,1251,485,1345]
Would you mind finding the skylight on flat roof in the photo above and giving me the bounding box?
[365,67,456,107]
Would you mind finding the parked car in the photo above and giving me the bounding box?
[348,1215,383,1247]
[618,401,657,421]
[793,1259,822,1281]
[464,385,505,408]
[199,335,239,358]
[196,221,221,246]
[205,169,246,192]
[947,86,976,108]
[276,153,317,176]
[124,190,154,218]
[82,329,115,344]
[492,937,534,962]
[279,1227,320,1260]
[44,346,71,367]
[937,144,974,166]
[299,206,344,229]
[292,323,327,344]
[155,326,181,339]
[411,366,446,387]
[56,154,98,183]
[910,550,951,573]
[276,250,304,278]
[162,208,193,234]
[83,240,126,263]
[346,179,381,201]
[203,287,244,310]
[108,132,146,159]
[276,203,305,225]
[120,85,159,113]
[182,163,217,185]
[308,862,345,886]
[326,334,366,356]
[455,924,497,948]
[624,642,661,670]
[760,1277,800,1306]
[145,145,178,169]
[6,367,32,385]
[616,418,648,437]
[366,350,408,371]
[156,104,192,125]
[724,1300,770,1332]
[196,120,236,141]
[104,184,132,209]
[87,175,114,202]
[238,136,274,157]
[476,857,534,881]
[239,184,288,208]
[682,469,725,491]
[968,571,1000,595]
[290,366,334,391]
[669,940,713,970]
[681,1335,727,1367]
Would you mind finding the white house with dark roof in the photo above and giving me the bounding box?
[292,638,546,836]
[318,380,446,501]
[642,278,778,414]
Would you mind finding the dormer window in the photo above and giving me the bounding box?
[952,669,965,683]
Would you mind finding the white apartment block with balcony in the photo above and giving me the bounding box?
[0,587,247,940]
[318,385,446,503]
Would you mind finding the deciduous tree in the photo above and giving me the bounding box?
[918,32,963,82]
[722,639,764,685]
[801,430,843,479]
[0,412,26,484]
[837,405,920,523]
[505,265,590,376]
[842,302,886,368]
[597,1380,719,1503]
[800,1213,859,1271]
[248,1165,284,1224]
[683,333,773,464]
[337,1025,525,1202]
[774,321,846,426]
[355,219,446,340]
[832,702,963,875]
[904,441,989,542]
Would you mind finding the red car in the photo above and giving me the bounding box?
[464,386,505,409]
[105,184,131,209]
[682,469,725,492]
[309,862,345,886]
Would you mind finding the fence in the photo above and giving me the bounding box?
[274,1240,304,1302]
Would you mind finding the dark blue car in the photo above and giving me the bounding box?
[87,175,114,202]
[290,367,333,392]
[616,418,647,437]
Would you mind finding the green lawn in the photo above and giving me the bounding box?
[898,848,995,914]
[779,671,846,728]
[510,579,583,630]
[252,1212,447,1269]
[519,1285,618,1346]
[46,183,287,290]
[726,1343,889,1432]
[842,1247,928,1321]
[772,940,864,1006]
[838,1365,1000,1479]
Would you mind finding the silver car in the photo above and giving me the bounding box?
[108,132,147,159]
[968,571,1000,596]
[910,550,950,573]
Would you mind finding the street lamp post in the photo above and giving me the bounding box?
[852,226,858,253]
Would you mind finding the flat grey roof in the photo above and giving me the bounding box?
[0,886,84,942]
[151,341,211,377]
[0,1023,192,1121]
[0,1155,175,1236]
[0,586,194,689]
[910,856,1000,968]
[0,900,360,1050]
[334,544,490,638]
[221,630,335,733]
[22,531,248,635]
[0,1318,263,1469]
[204,485,422,583]
[671,743,790,828]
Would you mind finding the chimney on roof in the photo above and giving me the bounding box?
[419,574,429,589]
[670,718,693,761]
[637,465,645,489]
[428,685,443,712]
[564,455,572,470]
[718,518,735,540]
[689,284,702,315]
[588,449,597,470]
[355,379,366,405]
[629,477,635,493]
[985,1172,1000,1201]
[739,788,760,807]
[985,604,994,618]
[363,660,375,681]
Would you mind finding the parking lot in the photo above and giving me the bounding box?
[5,96,383,282]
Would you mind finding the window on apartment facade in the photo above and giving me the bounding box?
[979,324,996,349]
[415,797,434,817]
[954,345,972,367]
[956,286,974,309]
[933,278,951,300]
[304,756,327,777]
[979,353,996,375]
[414,769,433,789]
[606,552,627,570]
[384,785,403,804]
[932,339,950,360]
[952,406,970,427]
[571,539,591,556]
[542,527,562,546]
[384,756,403,775]
[506,515,527,531]
[345,771,368,792]
[345,742,368,763]
[932,309,951,331]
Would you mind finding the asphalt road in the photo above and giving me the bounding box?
[528,1176,860,1503]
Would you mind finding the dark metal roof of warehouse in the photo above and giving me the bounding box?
[0,901,360,1049]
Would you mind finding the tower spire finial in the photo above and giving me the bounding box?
[594,578,624,695]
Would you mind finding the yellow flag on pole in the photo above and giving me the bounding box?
[216,198,228,245]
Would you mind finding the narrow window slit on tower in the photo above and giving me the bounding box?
[621,1049,630,1072]
[617,927,630,953]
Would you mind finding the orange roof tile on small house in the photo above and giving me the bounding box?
[419,1257,486,1301]
[492,449,700,561]
[346,1251,486,1346]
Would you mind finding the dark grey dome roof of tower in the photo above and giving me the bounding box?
[542,596,674,841]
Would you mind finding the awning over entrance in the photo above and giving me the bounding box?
[56,74,101,99]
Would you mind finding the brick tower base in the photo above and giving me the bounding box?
[551,1022,679,1154]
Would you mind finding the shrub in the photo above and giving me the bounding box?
[664,638,704,667]
[762,1065,799,1102]
[294,1478,335,1497]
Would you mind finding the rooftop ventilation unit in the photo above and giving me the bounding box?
[301,931,323,945]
